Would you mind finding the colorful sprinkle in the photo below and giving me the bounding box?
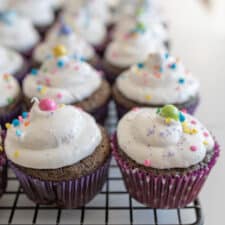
[7,97,14,104]
[5,123,11,129]
[159,105,179,121]
[164,53,169,59]
[12,119,20,127]
[165,117,172,125]
[24,121,30,127]
[137,63,144,69]
[190,146,197,152]
[178,78,185,84]
[14,150,20,158]
[203,132,209,137]
[59,24,72,35]
[22,112,28,119]
[144,159,151,166]
[169,63,177,70]
[145,95,152,101]
[39,98,57,111]
[16,129,22,137]
[18,116,23,123]
[191,120,197,125]
[0,146,3,152]
[53,45,67,57]
[179,112,186,122]
[57,59,65,68]
[56,93,62,99]
[203,141,209,146]
[31,68,38,76]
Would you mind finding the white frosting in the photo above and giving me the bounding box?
[117,108,215,169]
[0,73,20,107]
[0,46,24,76]
[55,10,107,46]
[46,0,65,10]
[5,101,102,169]
[105,22,166,68]
[34,25,95,63]
[8,0,55,27]
[63,0,111,25]
[23,54,102,104]
[0,11,40,52]
[116,53,199,104]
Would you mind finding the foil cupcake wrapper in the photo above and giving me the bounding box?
[114,97,200,120]
[0,104,23,129]
[111,134,220,209]
[9,157,111,208]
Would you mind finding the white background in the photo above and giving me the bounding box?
[161,1,225,224]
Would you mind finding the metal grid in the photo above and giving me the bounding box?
[0,102,204,225]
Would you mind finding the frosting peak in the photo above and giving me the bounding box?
[5,100,102,169]
[117,107,215,169]
[116,52,200,105]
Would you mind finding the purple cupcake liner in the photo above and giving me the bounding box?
[9,156,111,208]
[111,134,220,209]
[0,104,23,129]
[114,97,200,120]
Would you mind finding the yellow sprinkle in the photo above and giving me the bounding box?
[40,86,47,95]
[191,128,198,135]
[165,118,172,125]
[14,150,20,158]
[0,146,3,152]
[5,123,12,129]
[145,95,152,101]
[182,122,188,128]
[53,45,67,57]
[203,141,208,146]
[59,104,65,108]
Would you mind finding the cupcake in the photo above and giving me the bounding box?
[7,0,55,36]
[23,45,111,124]
[112,105,220,208]
[0,11,40,58]
[56,9,108,56]
[0,127,7,197]
[102,21,167,83]
[113,53,200,118]
[46,0,65,17]
[0,46,29,83]
[33,24,100,69]
[5,98,111,208]
[0,73,23,128]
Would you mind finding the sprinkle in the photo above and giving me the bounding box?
[3,73,10,81]
[22,112,28,119]
[203,132,209,137]
[191,128,198,135]
[14,150,20,158]
[144,159,151,166]
[0,146,3,152]
[169,63,177,70]
[165,118,172,125]
[137,63,144,69]
[132,107,139,112]
[164,53,169,59]
[154,73,161,79]
[12,119,20,127]
[53,45,67,57]
[191,120,197,125]
[145,95,152,101]
[181,109,187,113]
[18,116,23,123]
[178,78,185,84]
[57,59,65,68]
[24,121,30,127]
[5,123,11,129]
[74,65,80,71]
[37,85,47,95]
[31,68,38,76]
[7,97,14,104]
[203,141,209,146]
[59,104,65,108]
[56,93,62,99]
[179,112,186,122]
[59,24,72,35]
[16,129,22,137]
[190,146,197,152]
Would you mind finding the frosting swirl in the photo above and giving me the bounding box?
[23,46,101,104]
[105,22,166,68]
[34,24,95,63]
[5,99,102,169]
[117,106,215,169]
[116,53,199,104]
[8,0,55,27]
[0,11,40,52]
[0,46,24,76]
[0,73,20,107]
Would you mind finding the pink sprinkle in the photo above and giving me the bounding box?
[18,116,23,123]
[45,78,51,86]
[190,146,197,152]
[56,93,62,99]
[181,109,187,113]
[144,159,151,167]
[132,107,139,112]
[203,132,209,137]
[191,120,197,125]
[74,65,80,71]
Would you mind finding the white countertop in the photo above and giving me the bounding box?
[162,1,225,224]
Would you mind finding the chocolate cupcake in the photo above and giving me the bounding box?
[0,46,29,83]
[102,20,167,84]
[7,0,55,37]
[0,11,40,58]
[23,45,111,124]
[113,53,200,118]
[0,128,7,197]
[33,24,100,70]
[52,8,108,56]
[0,73,23,128]
[5,98,111,208]
[112,105,220,208]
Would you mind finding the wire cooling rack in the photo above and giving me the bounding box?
[0,102,204,225]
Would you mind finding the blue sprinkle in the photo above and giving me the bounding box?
[37,85,42,92]
[160,66,163,73]
[31,68,38,76]
[170,63,177,70]
[57,59,65,68]
[12,119,20,127]
[59,24,72,35]
[178,78,185,84]
[80,57,86,62]
[22,112,28,119]
[164,53,169,59]
[16,129,22,137]
[137,63,144,69]
[179,112,186,122]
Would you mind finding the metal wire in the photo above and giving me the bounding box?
[0,102,203,225]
